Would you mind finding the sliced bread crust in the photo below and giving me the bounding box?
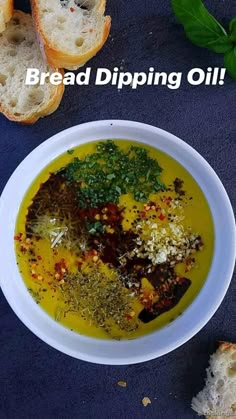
[30,0,111,70]
[0,10,64,124]
[0,0,13,33]
[192,341,236,419]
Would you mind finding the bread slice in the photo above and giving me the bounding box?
[30,0,111,70]
[0,0,13,33]
[192,342,236,419]
[0,11,64,124]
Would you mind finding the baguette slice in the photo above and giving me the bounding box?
[0,11,64,124]
[31,0,111,70]
[192,342,236,419]
[0,0,13,33]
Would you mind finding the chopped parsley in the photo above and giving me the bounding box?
[86,221,105,235]
[62,140,166,208]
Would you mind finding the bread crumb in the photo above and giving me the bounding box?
[117,381,127,388]
[142,397,151,407]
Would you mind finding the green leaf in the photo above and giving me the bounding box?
[172,0,233,53]
[106,173,116,180]
[224,47,236,79]
[229,17,236,42]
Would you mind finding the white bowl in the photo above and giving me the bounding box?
[0,120,235,365]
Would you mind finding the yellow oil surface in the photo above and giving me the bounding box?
[15,140,214,340]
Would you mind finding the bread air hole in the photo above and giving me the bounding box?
[75,37,84,47]
[7,65,15,76]
[26,41,34,48]
[57,16,66,23]
[8,49,17,57]
[0,74,7,86]
[216,378,224,389]
[6,30,25,45]
[27,88,44,107]
[9,99,17,108]
[75,0,95,11]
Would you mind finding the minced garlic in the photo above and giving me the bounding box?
[133,220,202,266]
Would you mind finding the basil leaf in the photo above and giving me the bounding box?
[229,17,236,42]
[172,0,233,53]
[224,47,236,80]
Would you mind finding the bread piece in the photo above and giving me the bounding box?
[0,0,13,33]
[0,11,64,124]
[192,342,236,418]
[30,0,111,70]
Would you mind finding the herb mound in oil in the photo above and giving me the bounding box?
[15,140,213,340]
[61,140,166,208]
[61,270,138,336]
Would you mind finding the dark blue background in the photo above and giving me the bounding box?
[0,1,235,418]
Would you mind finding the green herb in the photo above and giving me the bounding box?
[61,270,138,336]
[229,18,236,42]
[55,306,64,322]
[86,221,105,235]
[172,0,236,79]
[63,141,166,208]
[67,149,74,155]
[28,288,43,304]
[224,47,236,79]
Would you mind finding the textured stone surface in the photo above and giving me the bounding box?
[0,1,235,418]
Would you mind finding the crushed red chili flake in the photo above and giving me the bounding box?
[84,249,97,259]
[37,255,42,261]
[55,259,67,273]
[14,233,22,241]
[158,213,166,221]
[54,259,68,280]
[70,7,75,12]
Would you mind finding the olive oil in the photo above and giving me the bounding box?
[15,140,214,340]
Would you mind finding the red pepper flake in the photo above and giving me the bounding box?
[176,277,186,284]
[163,299,172,307]
[140,211,146,219]
[70,7,75,12]
[31,273,37,279]
[84,249,97,259]
[126,315,132,321]
[37,255,42,261]
[14,233,22,241]
[55,259,67,273]
[158,213,166,221]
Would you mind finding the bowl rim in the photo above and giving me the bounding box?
[0,119,235,365]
